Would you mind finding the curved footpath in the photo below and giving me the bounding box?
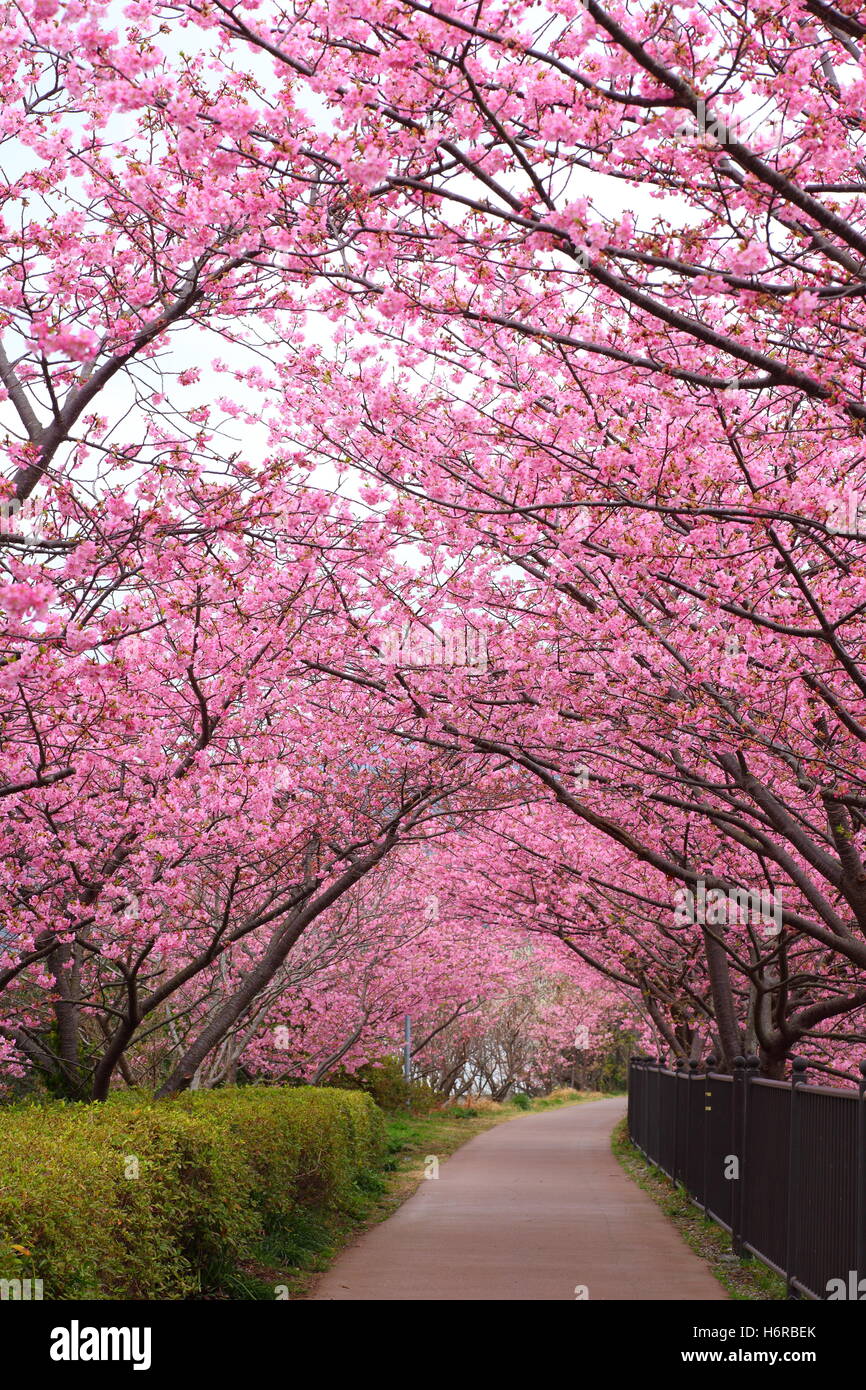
[310,1097,726,1301]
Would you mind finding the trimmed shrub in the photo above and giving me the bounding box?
[329,1056,440,1113]
[0,1086,385,1299]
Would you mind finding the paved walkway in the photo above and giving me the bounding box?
[311,1097,726,1300]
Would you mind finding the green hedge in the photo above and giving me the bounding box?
[0,1086,385,1299]
[329,1055,441,1112]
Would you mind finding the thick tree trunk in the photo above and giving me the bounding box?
[155,919,303,1096]
[91,1015,138,1101]
[155,841,394,1097]
[702,926,742,1070]
[758,1048,786,1080]
[51,941,83,1096]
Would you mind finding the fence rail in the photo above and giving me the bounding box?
[627,1055,866,1300]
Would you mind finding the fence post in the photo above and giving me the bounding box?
[703,1054,716,1215]
[672,1055,680,1182]
[741,1055,760,1259]
[786,1056,808,1299]
[683,1058,693,1188]
[654,1053,664,1163]
[857,1059,866,1291]
[687,1060,700,1196]
[731,1056,745,1255]
[633,1054,645,1152]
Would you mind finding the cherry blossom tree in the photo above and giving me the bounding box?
[9,0,866,1095]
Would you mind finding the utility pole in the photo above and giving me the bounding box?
[403,1014,412,1097]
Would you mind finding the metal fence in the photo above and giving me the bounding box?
[627,1055,866,1300]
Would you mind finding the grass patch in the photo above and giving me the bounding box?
[611,1117,786,1301]
[219,1170,389,1301]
